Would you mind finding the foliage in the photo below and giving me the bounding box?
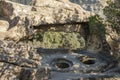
[104,0,120,34]
[40,32,85,49]
[88,15,106,37]
[61,33,85,49]
[89,0,120,36]
[42,32,62,48]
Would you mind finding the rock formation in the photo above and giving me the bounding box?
[0,0,93,41]
[70,0,109,17]
[0,0,119,80]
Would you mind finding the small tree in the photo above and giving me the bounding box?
[88,15,105,37]
[104,0,120,34]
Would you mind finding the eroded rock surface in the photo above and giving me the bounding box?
[0,0,93,41]
[70,0,120,58]
[0,40,41,67]
[70,0,109,17]
[0,0,119,80]
[0,40,41,80]
[0,42,119,80]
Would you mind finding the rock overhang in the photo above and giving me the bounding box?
[0,0,94,41]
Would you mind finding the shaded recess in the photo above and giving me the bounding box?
[9,0,32,5]
[51,58,73,69]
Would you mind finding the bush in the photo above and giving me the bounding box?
[42,32,85,49]
[88,15,105,37]
[104,0,120,34]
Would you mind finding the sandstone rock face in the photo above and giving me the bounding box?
[0,40,41,67]
[7,0,119,55]
[70,0,119,57]
[0,20,9,40]
[0,40,42,80]
[0,41,119,80]
[0,20,9,32]
[70,0,108,17]
[0,0,119,80]
[0,0,93,41]
[105,28,120,59]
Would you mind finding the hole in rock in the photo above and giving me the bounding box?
[82,59,95,65]
[51,58,73,69]
[78,55,96,65]
[55,62,70,69]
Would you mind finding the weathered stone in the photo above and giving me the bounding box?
[70,0,119,57]
[0,40,43,79]
[86,35,103,53]
[0,62,22,80]
[105,30,120,59]
[0,0,93,41]
[70,0,110,17]
[0,20,9,32]
[0,0,119,80]
[0,40,42,67]
[0,40,119,80]
[0,20,9,40]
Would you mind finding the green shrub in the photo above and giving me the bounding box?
[41,32,85,49]
[104,0,120,34]
[89,15,105,37]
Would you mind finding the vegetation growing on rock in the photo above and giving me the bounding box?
[88,15,105,37]
[31,32,85,49]
[104,0,120,34]
[88,0,120,59]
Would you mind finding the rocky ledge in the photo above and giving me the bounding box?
[0,0,93,41]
